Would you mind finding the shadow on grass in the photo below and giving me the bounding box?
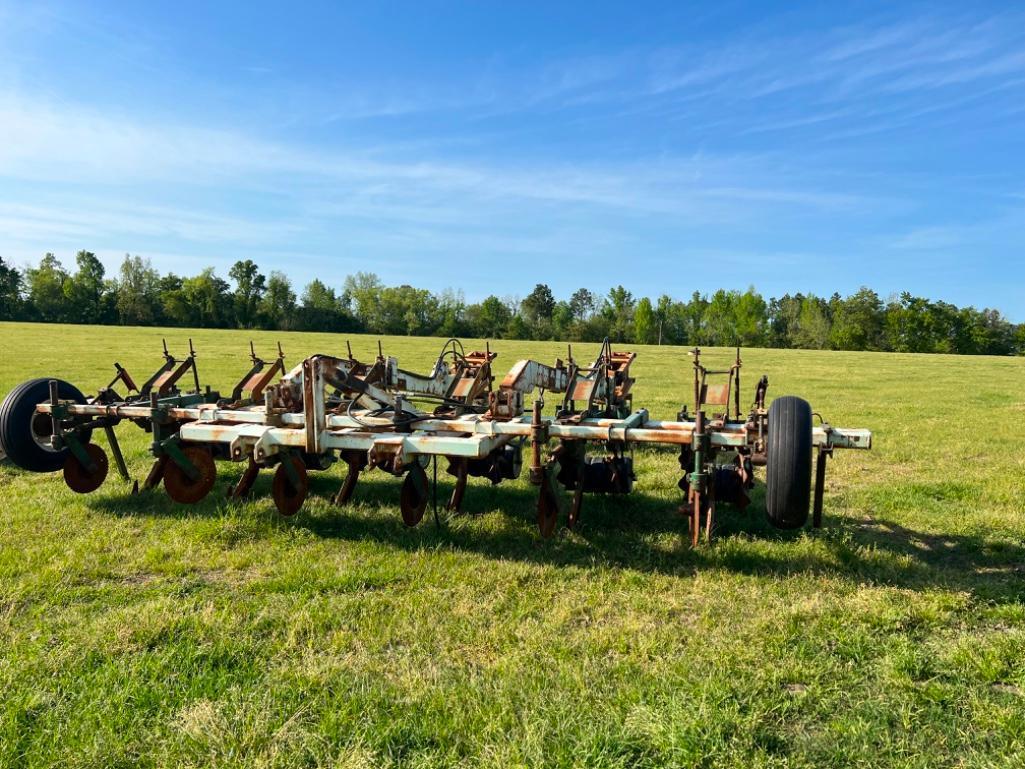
[76,458,1025,605]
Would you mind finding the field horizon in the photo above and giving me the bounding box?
[1,321,1023,768]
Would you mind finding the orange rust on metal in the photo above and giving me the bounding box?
[334,451,366,505]
[537,479,559,538]
[63,443,109,493]
[500,360,530,390]
[272,456,308,515]
[608,350,636,399]
[164,446,216,504]
[229,458,260,499]
[446,457,469,512]
[399,465,429,526]
[152,371,175,393]
[571,380,595,401]
[142,456,168,491]
[302,358,318,453]
[702,383,730,406]
[447,349,496,407]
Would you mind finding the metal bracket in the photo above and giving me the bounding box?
[160,438,199,481]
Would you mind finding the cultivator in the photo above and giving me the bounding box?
[0,338,871,541]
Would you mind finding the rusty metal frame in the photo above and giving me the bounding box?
[23,338,872,542]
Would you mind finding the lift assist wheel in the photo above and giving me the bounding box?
[63,443,109,494]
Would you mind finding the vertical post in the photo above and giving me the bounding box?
[432,455,440,528]
[190,339,201,393]
[149,392,160,444]
[813,447,830,528]
[529,398,544,484]
[104,426,131,482]
[691,348,702,415]
[48,380,61,449]
[734,347,741,421]
[691,409,706,547]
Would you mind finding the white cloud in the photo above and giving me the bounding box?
[0,93,873,220]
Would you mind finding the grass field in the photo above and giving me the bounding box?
[1,321,1023,768]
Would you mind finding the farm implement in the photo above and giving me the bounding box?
[0,338,871,542]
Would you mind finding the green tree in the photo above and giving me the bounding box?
[794,296,832,349]
[654,295,673,344]
[602,286,634,342]
[734,287,768,347]
[704,289,739,346]
[229,259,266,328]
[524,287,557,326]
[178,268,232,328]
[116,255,160,326]
[299,279,356,332]
[680,292,708,345]
[376,285,439,336]
[64,251,109,324]
[435,289,467,337]
[884,293,933,353]
[158,273,188,326]
[342,272,384,328]
[551,301,575,340]
[0,256,23,320]
[259,271,297,330]
[569,288,595,320]
[633,297,656,345]
[466,295,512,338]
[768,294,802,348]
[24,253,69,322]
[831,287,884,351]
[505,313,530,340]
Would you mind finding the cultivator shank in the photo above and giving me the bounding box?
[0,336,871,542]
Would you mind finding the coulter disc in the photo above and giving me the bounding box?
[446,458,468,513]
[400,464,428,527]
[63,443,109,494]
[164,446,217,504]
[272,455,308,516]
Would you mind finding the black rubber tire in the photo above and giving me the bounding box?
[765,395,813,529]
[0,378,90,473]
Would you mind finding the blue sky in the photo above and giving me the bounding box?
[1,1,1023,318]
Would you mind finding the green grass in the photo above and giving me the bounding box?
[1,321,1023,768]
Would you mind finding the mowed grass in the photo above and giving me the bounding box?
[1,321,1023,769]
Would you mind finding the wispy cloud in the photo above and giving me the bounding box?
[888,226,963,251]
[0,94,873,218]
[532,11,1025,140]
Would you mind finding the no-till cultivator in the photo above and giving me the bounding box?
[0,338,871,542]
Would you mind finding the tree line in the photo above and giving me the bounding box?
[1,251,1022,355]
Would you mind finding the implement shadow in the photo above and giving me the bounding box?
[301,470,1025,604]
[83,463,1025,605]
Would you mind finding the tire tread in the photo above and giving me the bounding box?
[0,378,87,472]
[765,395,813,529]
